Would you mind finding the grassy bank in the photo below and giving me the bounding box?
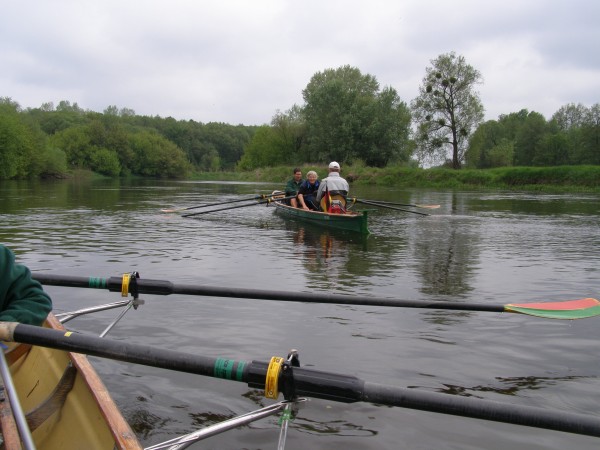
[191,165,600,192]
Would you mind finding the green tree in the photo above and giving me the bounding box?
[411,52,484,168]
[465,120,518,168]
[581,104,600,164]
[513,111,547,166]
[39,146,68,177]
[302,65,410,167]
[0,105,34,178]
[49,125,93,167]
[270,105,307,164]
[238,125,283,170]
[552,103,587,131]
[128,130,190,177]
[89,147,121,176]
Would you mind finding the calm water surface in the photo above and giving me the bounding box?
[1,178,599,449]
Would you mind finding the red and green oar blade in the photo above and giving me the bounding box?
[505,298,600,319]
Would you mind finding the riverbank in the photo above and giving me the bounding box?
[191,165,600,192]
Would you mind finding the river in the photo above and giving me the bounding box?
[1,177,599,449]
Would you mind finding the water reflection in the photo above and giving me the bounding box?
[292,416,377,437]
[408,215,481,297]
[427,374,595,398]
[127,405,173,440]
[281,221,370,290]
[3,179,600,450]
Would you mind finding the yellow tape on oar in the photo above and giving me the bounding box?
[265,356,284,399]
[121,273,130,297]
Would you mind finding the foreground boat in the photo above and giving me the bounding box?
[0,314,141,450]
[273,198,370,235]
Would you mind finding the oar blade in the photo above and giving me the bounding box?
[505,298,600,319]
[415,204,441,209]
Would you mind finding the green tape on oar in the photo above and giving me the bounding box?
[88,277,108,289]
[505,298,600,319]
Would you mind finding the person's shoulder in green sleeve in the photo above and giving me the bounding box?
[0,245,52,326]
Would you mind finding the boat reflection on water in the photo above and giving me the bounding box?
[283,221,369,290]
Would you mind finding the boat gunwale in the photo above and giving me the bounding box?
[2,314,142,450]
[272,200,370,234]
[273,200,365,219]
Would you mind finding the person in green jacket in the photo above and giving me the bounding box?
[284,167,303,207]
[0,245,52,325]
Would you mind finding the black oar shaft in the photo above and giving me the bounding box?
[1,323,599,438]
[185,194,275,210]
[182,196,295,217]
[0,323,363,403]
[32,274,504,313]
[363,382,600,438]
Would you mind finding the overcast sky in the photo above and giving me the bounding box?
[2,1,598,125]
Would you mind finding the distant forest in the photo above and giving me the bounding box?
[0,98,258,179]
[1,90,599,180]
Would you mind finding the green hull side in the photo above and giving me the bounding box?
[273,202,370,234]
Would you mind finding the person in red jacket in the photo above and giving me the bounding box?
[0,245,52,326]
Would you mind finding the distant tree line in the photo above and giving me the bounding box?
[0,97,257,179]
[465,104,600,168]
[1,52,599,180]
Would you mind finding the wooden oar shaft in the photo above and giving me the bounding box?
[1,323,599,438]
[32,274,503,313]
[358,199,440,209]
[354,199,430,216]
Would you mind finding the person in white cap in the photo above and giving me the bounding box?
[316,161,349,212]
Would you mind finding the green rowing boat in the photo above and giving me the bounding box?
[273,200,369,234]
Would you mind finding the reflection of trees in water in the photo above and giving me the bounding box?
[419,310,474,327]
[243,388,377,437]
[126,405,173,440]
[410,214,480,297]
[427,374,594,398]
[291,416,377,437]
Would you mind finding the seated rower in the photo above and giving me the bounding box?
[316,161,349,213]
[297,171,320,211]
[284,167,302,207]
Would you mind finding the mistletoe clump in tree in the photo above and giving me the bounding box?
[411,52,484,168]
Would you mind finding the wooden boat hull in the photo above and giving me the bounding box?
[273,201,370,234]
[1,314,141,450]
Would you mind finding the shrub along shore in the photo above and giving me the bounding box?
[191,165,600,193]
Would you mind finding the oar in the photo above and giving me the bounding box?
[355,199,440,209]
[31,274,600,319]
[352,198,430,216]
[1,322,599,438]
[162,193,279,213]
[181,196,295,217]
